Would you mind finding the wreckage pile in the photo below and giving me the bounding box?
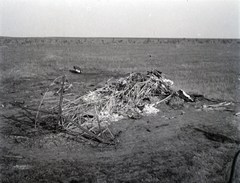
[60,70,175,133]
[28,70,194,143]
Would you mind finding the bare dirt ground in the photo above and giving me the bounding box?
[0,38,240,183]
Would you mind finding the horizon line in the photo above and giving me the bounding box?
[0,36,239,40]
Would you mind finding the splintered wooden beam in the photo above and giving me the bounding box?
[58,75,65,125]
[60,115,115,145]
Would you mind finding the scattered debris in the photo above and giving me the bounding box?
[202,102,234,111]
[177,89,194,102]
[69,66,82,74]
[235,112,240,116]
[59,70,176,137]
[7,70,196,144]
[206,102,232,108]
[143,104,160,115]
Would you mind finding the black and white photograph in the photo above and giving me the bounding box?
[0,0,239,182]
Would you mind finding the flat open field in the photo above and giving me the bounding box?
[0,38,240,182]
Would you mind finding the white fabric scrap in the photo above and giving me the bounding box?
[162,78,174,86]
[82,91,101,102]
[143,104,160,115]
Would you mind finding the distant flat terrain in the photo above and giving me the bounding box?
[1,38,239,101]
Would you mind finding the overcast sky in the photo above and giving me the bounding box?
[0,0,239,38]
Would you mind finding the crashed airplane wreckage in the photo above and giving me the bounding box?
[12,70,195,144]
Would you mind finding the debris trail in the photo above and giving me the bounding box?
[7,69,195,143]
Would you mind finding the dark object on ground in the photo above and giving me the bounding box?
[73,66,82,73]
[69,66,82,74]
[177,89,194,102]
